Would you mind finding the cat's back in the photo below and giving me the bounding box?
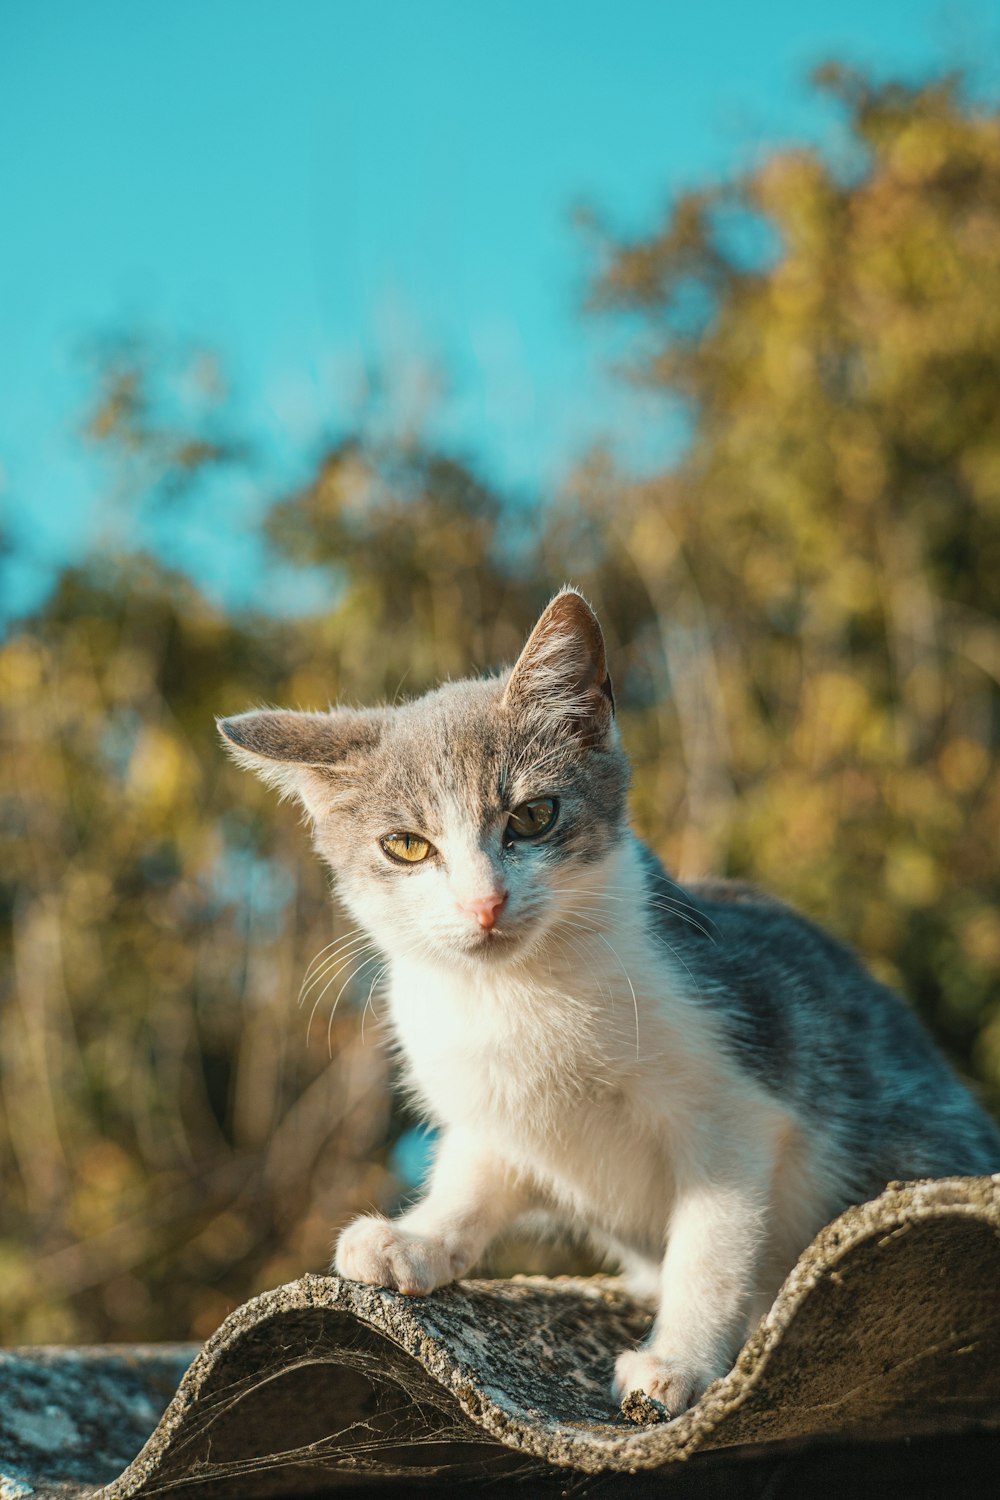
[644,862,1000,1183]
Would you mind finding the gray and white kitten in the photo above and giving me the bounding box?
[220,588,1000,1415]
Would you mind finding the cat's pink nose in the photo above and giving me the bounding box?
[458,891,508,931]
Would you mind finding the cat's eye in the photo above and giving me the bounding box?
[380,833,433,865]
[506,798,558,841]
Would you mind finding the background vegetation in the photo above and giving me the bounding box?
[2,68,1000,1345]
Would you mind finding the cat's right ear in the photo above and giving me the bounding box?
[217,708,382,820]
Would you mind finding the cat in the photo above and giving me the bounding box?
[219,587,1000,1416]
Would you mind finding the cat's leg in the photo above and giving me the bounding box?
[745,1140,842,1328]
[334,1128,532,1295]
[614,1155,772,1415]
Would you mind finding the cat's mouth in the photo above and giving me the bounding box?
[458,924,521,959]
[445,907,550,962]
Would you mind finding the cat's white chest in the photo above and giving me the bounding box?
[387,960,561,1122]
[385,951,679,1255]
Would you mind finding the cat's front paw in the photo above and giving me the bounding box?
[613,1349,720,1417]
[334,1215,461,1296]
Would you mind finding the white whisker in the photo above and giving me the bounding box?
[555,925,619,1017]
[595,931,641,1062]
[299,934,376,1008]
[326,953,383,1057]
[551,883,719,944]
[306,941,378,1042]
[361,964,390,1045]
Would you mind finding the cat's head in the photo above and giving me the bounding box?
[219,589,630,966]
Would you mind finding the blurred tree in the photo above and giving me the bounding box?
[80,331,247,515]
[264,438,547,693]
[0,353,559,1342]
[0,559,395,1342]
[585,67,1000,1104]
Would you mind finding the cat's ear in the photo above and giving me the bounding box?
[217,708,382,820]
[503,588,615,742]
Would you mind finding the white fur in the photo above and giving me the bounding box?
[334,836,835,1414]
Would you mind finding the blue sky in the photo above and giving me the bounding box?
[3,0,1000,619]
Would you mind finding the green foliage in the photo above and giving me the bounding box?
[0,561,389,1341]
[590,67,1000,1087]
[2,67,999,1345]
[0,408,562,1342]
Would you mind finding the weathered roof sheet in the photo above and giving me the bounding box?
[3,1176,1000,1497]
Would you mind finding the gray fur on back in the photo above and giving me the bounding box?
[636,846,1000,1195]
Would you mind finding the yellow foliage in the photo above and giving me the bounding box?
[962,909,1000,969]
[125,726,189,810]
[884,844,942,909]
[938,738,989,794]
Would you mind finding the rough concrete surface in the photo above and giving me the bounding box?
[2,1176,999,1497]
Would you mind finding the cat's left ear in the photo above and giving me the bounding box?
[503,587,615,743]
[217,707,383,821]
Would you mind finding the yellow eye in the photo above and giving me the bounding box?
[380,832,433,864]
[506,798,558,840]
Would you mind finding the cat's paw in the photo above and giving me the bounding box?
[613,1349,719,1417]
[333,1215,461,1296]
